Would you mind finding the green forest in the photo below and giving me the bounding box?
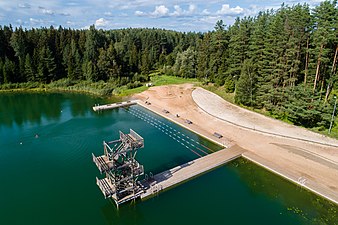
[0,1,337,133]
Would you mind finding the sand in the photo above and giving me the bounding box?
[134,84,338,204]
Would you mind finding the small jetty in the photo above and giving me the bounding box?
[140,145,245,199]
[92,100,138,111]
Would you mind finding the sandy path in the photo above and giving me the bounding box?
[192,87,338,147]
[134,84,338,204]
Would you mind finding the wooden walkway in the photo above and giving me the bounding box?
[140,145,245,199]
[92,100,138,111]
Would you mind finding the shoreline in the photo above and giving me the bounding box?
[136,100,228,148]
[192,87,338,148]
[242,152,338,205]
[133,84,338,205]
[138,99,338,205]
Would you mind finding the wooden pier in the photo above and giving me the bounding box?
[92,100,138,111]
[140,145,245,199]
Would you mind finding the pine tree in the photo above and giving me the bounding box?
[226,17,252,81]
[24,54,35,81]
[97,43,120,81]
[83,25,99,81]
[10,27,27,81]
[210,21,229,86]
[3,57,16,83]
[0,59,3,84]
[249,11,270,107]
[311,0,337,93]
[284,85,331,127]
[235,59,257,106]
[197,34,211,82]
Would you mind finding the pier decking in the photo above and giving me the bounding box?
[140,145,245,199]
[92,100,138,111]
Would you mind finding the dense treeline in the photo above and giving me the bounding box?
[195,1,338,129]
[0,25,193,85]
[0,1,337,130]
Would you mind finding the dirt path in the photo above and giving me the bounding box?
[192,87,338,147]
[134,84,338,204]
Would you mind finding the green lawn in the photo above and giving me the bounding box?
[116,75,200,96]
[151,75,199,86]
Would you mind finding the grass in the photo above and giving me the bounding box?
[115,74,200,96]
[0,75,200,97]
[150,75,199,86]
[115,85,149,97]
[200,84,338,140]
[200,84,235,104]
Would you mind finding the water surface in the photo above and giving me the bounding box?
[0,92,337,225]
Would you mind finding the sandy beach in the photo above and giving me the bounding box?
[134,83,338,204]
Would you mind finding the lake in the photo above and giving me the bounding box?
[0,92,337,225]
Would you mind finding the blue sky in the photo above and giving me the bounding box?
[0,0,325,32]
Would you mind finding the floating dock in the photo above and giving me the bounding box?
[92,100,138,111]
[140,145,245,199]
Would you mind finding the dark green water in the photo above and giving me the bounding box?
[0,92,337,225]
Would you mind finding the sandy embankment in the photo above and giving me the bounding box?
[133,84,338,204]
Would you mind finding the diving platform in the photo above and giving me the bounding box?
[140,145,245,199]
[92,154,114,174]
[92,129,145,207]
[96,177,144,204]
[93,128,245,207]
[92,100,138,111]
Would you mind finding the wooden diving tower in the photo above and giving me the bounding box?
[92,129,145,207]
[92,128,245,207]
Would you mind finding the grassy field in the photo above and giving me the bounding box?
[200,84,235,104]
[116,75,200,96]
[150,75,199,86]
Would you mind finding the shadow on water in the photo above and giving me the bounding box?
[0,91,109,128]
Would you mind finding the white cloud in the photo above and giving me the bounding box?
[29,17,54,26]
[151,5,169,17]
[60,12,71,16]
[38,6,55,15]
[202,9,211,15]
[42,9,54,15]
[16,19,24,25]
[95,18,109,27]
[18,3,31,9]
[136,4,199,18]
[81,25,91,30]
[170,4,197,17]
[135,5,169,18]
[189,4,197,13]
[29,18,44,25]
[199,16,221,24]
[104,12,113,17]
[217,4,244,16]
[67,2,79,6]
[135,11,146,16]
[66,21,76,26]
[171,5,183,16]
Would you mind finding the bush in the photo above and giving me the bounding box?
[48,78,76,88]
[127,81,142,89]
